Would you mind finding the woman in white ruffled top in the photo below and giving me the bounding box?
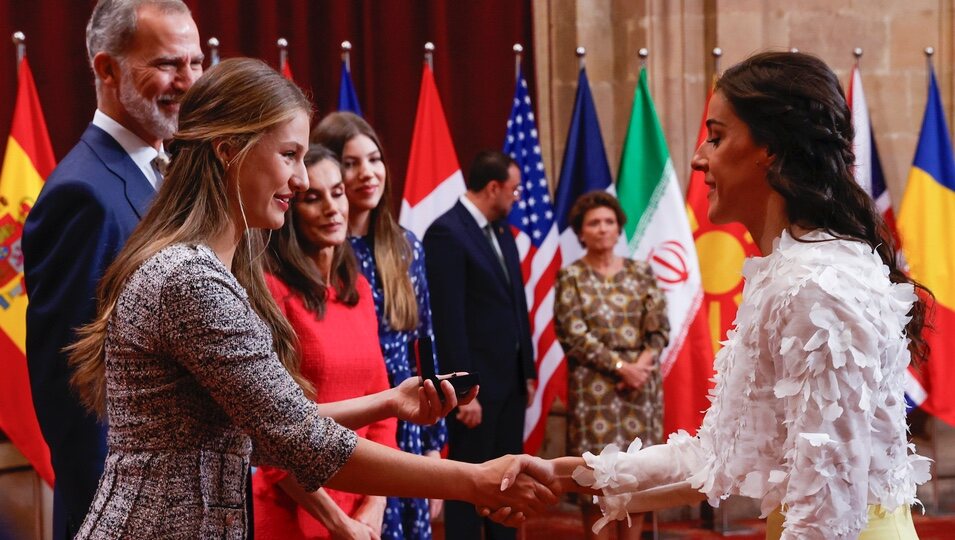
[542,51,934,539]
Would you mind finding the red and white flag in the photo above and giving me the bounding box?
[503,67,563,454]
[399,64,465,239]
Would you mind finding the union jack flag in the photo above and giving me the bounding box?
[504,67,564,454]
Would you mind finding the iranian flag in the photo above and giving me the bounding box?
[399,63,465,239]
[616,67,713,437]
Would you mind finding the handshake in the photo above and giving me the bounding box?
[468,455,588,527]
[373,375,704,530]
[391,374,591,526]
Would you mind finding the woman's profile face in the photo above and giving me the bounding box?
[691,92,772,227]
[232,110,309,230]
[341,134,386,214]
[579,206,619,253]
[293,159,349,249]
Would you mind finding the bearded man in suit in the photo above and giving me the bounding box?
[424,150,537,540]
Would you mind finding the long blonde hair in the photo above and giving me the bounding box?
[312,112,419,331]
[68,58,315,416]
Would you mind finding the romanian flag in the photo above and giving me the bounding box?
[685,88,760,354]
[897,66,955,425]
[0,57,55,485]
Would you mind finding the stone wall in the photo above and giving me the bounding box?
[533,0,955,203]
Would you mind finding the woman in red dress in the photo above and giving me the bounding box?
[254,145,397,539]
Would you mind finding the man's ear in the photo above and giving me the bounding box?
[92,52,121,88]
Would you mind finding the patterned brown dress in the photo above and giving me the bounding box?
[555,258,669,459]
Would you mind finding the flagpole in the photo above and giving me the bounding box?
[790,47,799,53]
[638,47,649,70]
[12,31,25,65]
[424,41,434,71]
[277,37,289,71]
[341,40,352,72]
[576,46,586,70]
[513,43,523,82]
[925,46,935,75]
[207,37,220,66]
[712,47,722,79]
[853,47,863,68]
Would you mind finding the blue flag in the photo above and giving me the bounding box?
[502,66,563,455]
[553,66,613,264]
[337,60,363,116]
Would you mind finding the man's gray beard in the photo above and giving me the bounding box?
[118,67,178,141]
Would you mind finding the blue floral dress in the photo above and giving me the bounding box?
[350,230,447,540]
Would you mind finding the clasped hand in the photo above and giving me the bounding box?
[477,456,598,526]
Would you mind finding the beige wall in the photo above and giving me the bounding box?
[534,0,955,211]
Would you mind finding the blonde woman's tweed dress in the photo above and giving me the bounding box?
[76,244,358,539]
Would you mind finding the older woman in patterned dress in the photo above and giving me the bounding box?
[554,190,669,540]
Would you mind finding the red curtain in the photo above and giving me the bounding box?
[0,0,534,210]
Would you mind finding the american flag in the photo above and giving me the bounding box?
[503,67,564,454]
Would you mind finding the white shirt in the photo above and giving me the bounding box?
[459,193,505,260]
[92,109,164,190]
[577,230,931,539]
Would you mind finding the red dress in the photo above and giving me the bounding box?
[253,273,397,539]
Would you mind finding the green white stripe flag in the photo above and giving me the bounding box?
[616,66,710,434]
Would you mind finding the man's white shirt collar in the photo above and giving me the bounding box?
[92,109,164,190]
[459,194,490,229]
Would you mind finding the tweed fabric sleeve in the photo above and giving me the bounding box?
[159,253,358,492]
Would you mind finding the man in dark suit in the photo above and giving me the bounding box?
[22,1,202,537]
[424,150,536,540]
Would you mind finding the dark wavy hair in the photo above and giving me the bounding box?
[266,144,359,319]
[717,51,931,361]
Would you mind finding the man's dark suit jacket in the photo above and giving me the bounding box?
[423,200,535,402]
[425,199,535,540]
[23,124,155,539]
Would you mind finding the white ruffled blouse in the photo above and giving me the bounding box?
[576,230,931,539]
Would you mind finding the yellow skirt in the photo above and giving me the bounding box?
[766,505,918,539]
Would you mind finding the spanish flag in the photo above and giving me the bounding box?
[0,57,55,485]
[897,65,955,425]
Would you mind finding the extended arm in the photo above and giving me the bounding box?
[314,375,471,430]
[324,438,558,517]
[161,258,539,521]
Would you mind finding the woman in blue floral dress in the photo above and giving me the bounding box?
[314,112,447,540]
